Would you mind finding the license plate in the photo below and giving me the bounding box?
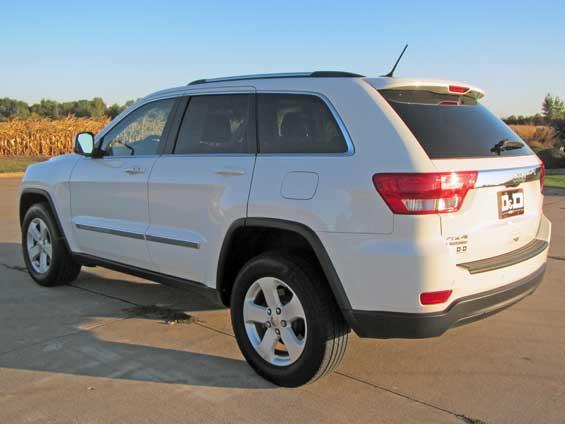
[498,189,524,219]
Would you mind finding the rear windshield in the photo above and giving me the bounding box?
[379,89,533,159]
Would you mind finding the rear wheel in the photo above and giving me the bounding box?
[22,203,81,286]
[231,252,349,387]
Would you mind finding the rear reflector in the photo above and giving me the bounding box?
[373,172,477,215]
[448,85,469,94]
[420,290,452,305]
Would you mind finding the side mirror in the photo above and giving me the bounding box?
[74,132,95,156]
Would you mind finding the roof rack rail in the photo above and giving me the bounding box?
[188,71,364,85]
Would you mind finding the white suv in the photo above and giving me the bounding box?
[19,72,551,386]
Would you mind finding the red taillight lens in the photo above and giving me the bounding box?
[373,172,477,215]
[540,162,545,194]
[448,85,469,94]
[420,290,452,305]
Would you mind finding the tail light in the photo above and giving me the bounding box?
[540,162,545,194]
[373,171,477,215]
[420,290,452,305]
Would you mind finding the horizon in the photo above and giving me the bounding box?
[2,0,564,117]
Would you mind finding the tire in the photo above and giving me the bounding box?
[231,251,349,387]
[21,203,81,287]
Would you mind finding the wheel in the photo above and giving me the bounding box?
[21,203,81,286]
[231,251,349,387]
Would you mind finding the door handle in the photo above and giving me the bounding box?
[213,168,246,176]
[124,167,145,175]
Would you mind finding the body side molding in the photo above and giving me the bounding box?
[74,221,201,249]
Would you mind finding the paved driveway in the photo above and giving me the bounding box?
[1,176,564,423]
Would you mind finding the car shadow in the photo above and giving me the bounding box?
[0,242,274,390]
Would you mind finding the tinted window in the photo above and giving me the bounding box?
[102,99,174,156]
[257,94,347,154]
[380,90,532,159]
[174,95,250,154]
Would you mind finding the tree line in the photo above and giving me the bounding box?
[0,97,135,121]
[504,93,565,125]
[503,93,565,144]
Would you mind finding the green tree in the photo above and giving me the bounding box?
[107,103,123,119]
[90,97,107,119]
[31,99,62,119]
[542,94,555,120]
[554,97,565,119]
[0,98,31,120]
[0,97,135,120]
[73,100,93,117]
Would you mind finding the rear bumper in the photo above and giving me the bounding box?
[346,263,546,339]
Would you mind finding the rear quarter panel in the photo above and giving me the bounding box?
[247,78,435,234]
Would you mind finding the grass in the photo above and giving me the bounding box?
[545,174,565,189]
[0,156,46,173]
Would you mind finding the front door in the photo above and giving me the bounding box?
[69,98,176,269]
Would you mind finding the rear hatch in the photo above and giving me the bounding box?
[374,82,544,263]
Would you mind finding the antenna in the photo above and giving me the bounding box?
[382,44,408,78]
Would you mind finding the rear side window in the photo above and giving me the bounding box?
[174,94,250,154]
[380,89,533,159]
[257,94,347,154]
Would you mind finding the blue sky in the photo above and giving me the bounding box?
[1,0,564,116]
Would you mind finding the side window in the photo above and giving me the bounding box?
[174,94,250,154]
[101,99,175,156]
[257,94,347,154]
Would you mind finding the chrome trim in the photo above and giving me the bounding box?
[256,90,355,156]
[475,165,542,189]
[145,234,200,249]
[124,167,145,175]
[75,223,200,249]
[75,224,145,240]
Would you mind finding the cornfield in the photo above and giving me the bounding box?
[0,117,108,157]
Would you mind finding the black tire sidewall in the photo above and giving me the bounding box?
[231,253,329,387]
[22,203,66,286]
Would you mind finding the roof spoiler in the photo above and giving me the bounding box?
[379,82,485,100]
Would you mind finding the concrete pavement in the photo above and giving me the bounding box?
[0,176,564,423]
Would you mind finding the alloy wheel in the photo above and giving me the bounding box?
[243,277,307,366]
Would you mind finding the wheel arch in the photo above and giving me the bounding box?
[20,188,71,251]
[216,218,352,312]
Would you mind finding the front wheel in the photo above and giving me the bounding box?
[231,252,349,387]
[22,203,81,286]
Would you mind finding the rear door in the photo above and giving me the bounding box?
[69,98,176,268]
[146,91,256,285]
[378,88,543,263]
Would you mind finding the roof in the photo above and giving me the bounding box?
[142,74,485,105]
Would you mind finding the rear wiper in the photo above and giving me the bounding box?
[490,139,524,155]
